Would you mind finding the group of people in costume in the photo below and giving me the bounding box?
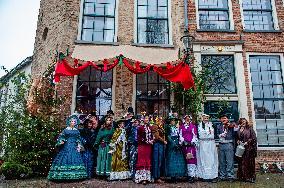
[47,108,257,184]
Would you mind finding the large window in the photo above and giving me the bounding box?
[76,66,113,119]
[242,0,274,31]
[198,0,230,30]
[201,55,237,94]
[136,70,170,116]
[81,0,116,42]
[137,0,169,44]
[249,55,284,146]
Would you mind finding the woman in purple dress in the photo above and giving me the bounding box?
[180,115,198,183]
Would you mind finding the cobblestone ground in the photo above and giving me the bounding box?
[0,173,283,188]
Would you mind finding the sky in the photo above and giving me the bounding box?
[0,0,40,77]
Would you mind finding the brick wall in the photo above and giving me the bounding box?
[256,150,284,172]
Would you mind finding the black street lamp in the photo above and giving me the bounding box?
[180,30,195,64]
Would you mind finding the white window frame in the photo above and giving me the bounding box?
[195,0,235,30]
[246,52,284,150]
[239,0,280,31]
[77,0,119,43]
[193,44,248,120]
[133,0,173,45]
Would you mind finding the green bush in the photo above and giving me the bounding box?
[0,162,32,179]
[0,70,65,177]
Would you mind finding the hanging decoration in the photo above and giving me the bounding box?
[54,53,195,89]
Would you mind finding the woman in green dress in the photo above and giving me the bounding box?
[109,118,131,180]
[94,116,114,177]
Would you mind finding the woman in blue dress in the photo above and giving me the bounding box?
[48,115,87,181]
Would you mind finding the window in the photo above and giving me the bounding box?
[198,0,230,30]
[201,55,237,94]
[76,66,113,119]
[136,70,170,116]
[249,55,284,146]
[242,0,274,30]
[137,0,169,44]
[81,0,116,42]
[204,101,239,138]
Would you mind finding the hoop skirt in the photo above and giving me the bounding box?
[48,128,87,180]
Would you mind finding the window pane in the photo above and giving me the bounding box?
[82,29,93,41]
[83,17,94,28]
[84,3,95,14]
[199,0,228,9]
[105,17,115,29]
[93,31,103,41]
[94,17,104,30]
[201,55,236,94]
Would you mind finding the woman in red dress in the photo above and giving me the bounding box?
[135,116,153,185]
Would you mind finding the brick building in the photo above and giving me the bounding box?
[31,0,283,166]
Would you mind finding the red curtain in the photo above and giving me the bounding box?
[54,57,195,89]
[153,61,195,89]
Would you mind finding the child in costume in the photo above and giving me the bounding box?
[108,118,131,180]
[165,115,187,182]
[135,115,153,185]
[180,115,198,183]
[196,114,218,182]
[48,114,87,181]
[94,116,114,177]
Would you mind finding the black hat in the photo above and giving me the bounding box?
[219,114,229,119]
[127,107,134,114]
[90,111,97,116]
[107,110,114,115]
[116,117,126,124]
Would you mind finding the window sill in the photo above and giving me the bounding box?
[75,40,120,46]
[204,94,238,97]
[196,29,237,33]
[243,30,282,33]
[131,43,175,48]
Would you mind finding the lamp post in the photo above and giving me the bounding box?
[180,30,195,114]
[180,30,195,65]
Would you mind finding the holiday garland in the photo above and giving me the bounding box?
[54,54,195,89]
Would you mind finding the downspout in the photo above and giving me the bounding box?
[184,0,189,31]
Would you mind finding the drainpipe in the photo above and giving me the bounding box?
[184,0,189,31]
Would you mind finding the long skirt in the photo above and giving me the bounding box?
[109,142,131,180]
[152,142,165,180]
[182,145,197,177]
[135,144,152,183]
[165,136,187,178]
[237,150,256,181]
[96,144,112,176]
[82,149,94,178]
[196,140,218,179]
[48,142,87,180]
[129,144,138,179]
